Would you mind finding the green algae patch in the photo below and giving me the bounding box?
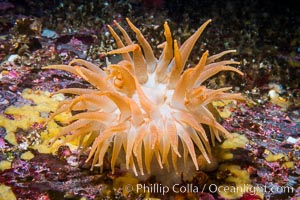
[213,134,263,199]
[20,151,35,160]
[282,161,295,169]
[0,184,16,200]
[265,152,287,162]
[113,173,139,197]
[216,133,249,161]
[0,89,70,153]
[212,100,237,119]
[221,133,249,149]
[217,164,264,199]
[0,160,11,171]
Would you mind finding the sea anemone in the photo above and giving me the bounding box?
[43,18,245,177]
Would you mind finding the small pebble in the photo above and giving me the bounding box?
[42,29,58,39]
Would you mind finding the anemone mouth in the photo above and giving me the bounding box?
[43,18,245,176]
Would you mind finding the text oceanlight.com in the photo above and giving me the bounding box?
[125,183,295,196]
